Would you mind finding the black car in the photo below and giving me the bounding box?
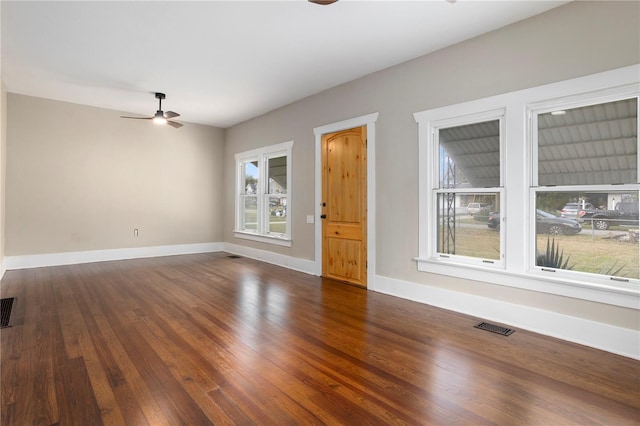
[487,210,582,235]
[537,209,582,235]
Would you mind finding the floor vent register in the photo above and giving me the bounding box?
[1,298,15,328]
[474,321,515,336]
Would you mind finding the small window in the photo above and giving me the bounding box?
[266,155,287,234]
[240,160,259,232]
[235,141,293,246]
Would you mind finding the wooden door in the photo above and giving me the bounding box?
[321,126,367,287]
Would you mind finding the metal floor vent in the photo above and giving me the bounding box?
[1,298,15,328]
[227,255,242,259]
[474,321,515,336]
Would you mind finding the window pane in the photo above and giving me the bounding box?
[439,120,500,189]
[535,191,639,279]
[267,156,287,194]
[243,161,258,194]
[436,192,500,260]
[242,196,258,231]
[538,98,638,186]
[268,196,287,234]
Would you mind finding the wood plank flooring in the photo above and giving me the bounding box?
[1,252,639,425]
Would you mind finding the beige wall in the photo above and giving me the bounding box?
[1,81,6,275]
[5,94,225,255]
[224,2,640,328]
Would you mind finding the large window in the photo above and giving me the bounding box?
[415,66,639,307]
[531,97,639,281]
[432,112,504,265]
[235,141,293,246]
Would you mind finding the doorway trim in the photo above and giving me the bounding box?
[313,112,379,287]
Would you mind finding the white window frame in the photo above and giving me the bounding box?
[426,109,506,268]
[234,140,293,247]
[414,65,640,309]
[528,88,639,287]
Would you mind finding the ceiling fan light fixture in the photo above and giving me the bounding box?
[153,111,167,125]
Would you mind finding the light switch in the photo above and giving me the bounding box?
[306,215,315,224]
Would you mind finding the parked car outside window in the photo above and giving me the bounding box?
[488,209,582,235]
[536,209,582,235]
[560,201,639,229]
[587,201,639,230]
[561,202,595,221]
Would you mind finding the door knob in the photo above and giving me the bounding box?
[320,214,327,219]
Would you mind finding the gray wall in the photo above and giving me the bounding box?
[5,94,225,255]
[224,2,640,328]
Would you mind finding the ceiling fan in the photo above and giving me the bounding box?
[308,0,338,5]
[121,92,183,128]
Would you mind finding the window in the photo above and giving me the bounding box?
[415,65,639,307]
[421,110,505,267]
[531,96,639,281]
[235,141,293,246]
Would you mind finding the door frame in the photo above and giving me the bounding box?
[313,112,379,288]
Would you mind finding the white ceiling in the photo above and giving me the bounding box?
[1,0,568,128]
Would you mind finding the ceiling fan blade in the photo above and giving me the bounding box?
[164,111,180,119]
[166,120,183,129]
[121,115,153,120]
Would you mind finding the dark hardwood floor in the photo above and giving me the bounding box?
[1,252,638,425]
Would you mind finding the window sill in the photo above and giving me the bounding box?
[234,231,292,247]
[414,257,639,309]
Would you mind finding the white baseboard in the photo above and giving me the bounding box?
[223,242,317,275]
[3,242,224,270]
[372,274,640,360]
